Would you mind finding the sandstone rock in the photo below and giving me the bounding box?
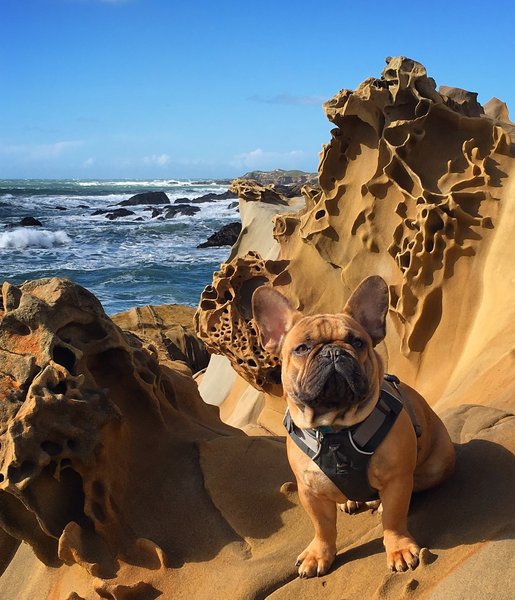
[111,304,209,374]
[483,97,515,142]
[229,179,289,205]
[3,57,515,600]
[438,85,484,117]
[197,56,515,414]
[240,169,317,186]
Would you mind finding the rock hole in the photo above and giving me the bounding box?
[6,319,31,336]
[315,209,326,220]
[91,501,106,523]
[92,480,105,497]
[51,380,68,395]
[67,439,78,451]
[139,370,154,385]
[201,300,216,310]
[52,346,76,374]
[8,460,36,484]
[41,441,63,456]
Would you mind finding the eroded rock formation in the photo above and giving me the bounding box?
[2,57,515,600]
[196,56,515,413]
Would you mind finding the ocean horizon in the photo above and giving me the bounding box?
[0,178,237,314]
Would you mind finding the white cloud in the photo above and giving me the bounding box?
[231,148,309,170]
[143,153,171,166]
[83,157,95,168]
[0,140,84,161]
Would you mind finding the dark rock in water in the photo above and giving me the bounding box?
[20,216,43,227]
[197,222,242,248]
[55,206,67,211]
[78,204,90,209]
[240,169,317,186]
[151,208,161,218]
[105,208,135,220]
[92,209,109,216]
[174,197,191,204]
[118,191,170,207]
[163,205,201,219]
[228,201,239,210]
[183,190,237,204]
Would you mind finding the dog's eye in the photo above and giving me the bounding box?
[351,338,365,350]
[293,343,311,355]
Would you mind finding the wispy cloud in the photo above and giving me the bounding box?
[143,153,171,166]
[231,148,309,170]
[0,140,84,160]
[249,93,326,106]
[83,157,95,168]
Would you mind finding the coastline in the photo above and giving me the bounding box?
[1,58,515,600]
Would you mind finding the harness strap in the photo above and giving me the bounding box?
[283,374,423,502]
[383,374,422,438]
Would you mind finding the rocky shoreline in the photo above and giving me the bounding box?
[1,57,514,600]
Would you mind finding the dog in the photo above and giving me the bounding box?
[252,276,455,578]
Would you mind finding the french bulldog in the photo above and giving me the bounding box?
[252,276,455,577]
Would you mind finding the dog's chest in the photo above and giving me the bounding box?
[288,438,348,502]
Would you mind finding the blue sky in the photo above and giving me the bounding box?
[1,0,514,179]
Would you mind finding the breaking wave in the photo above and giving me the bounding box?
[0,228,71,250]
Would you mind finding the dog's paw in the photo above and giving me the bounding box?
[384,534,420,572]
[339,499,382,514]
[295,540,336,578]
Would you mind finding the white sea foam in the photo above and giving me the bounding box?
[0,228,71,250]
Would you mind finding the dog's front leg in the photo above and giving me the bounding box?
[295,485,337,578]
[379,476,420,572]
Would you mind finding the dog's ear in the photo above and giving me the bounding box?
[252,287,300,355]
[342,276,389,346]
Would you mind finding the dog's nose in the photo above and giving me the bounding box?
[320,344,345,360]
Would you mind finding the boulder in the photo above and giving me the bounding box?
[163,205,201,218]
[185,190,238,203]
[105,208,135,220]
[197,222,242,248]
[117,191,170,207]
[111,304,210,374]
[20,216,43,227]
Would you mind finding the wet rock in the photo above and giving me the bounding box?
[22,216,43,227]
[105,208,135,220]
[163,205,201,219]
[197,222,242,248]
[118,191,170,207]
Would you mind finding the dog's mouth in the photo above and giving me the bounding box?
[292,346,369,413]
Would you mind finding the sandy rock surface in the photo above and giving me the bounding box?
[1,56,515,599]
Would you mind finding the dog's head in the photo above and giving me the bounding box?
[252,276,388,428]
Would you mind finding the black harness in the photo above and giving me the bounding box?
[283,374,419,502]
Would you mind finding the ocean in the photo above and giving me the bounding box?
[0,179,237,315]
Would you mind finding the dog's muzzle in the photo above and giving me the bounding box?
[294,344,369,409]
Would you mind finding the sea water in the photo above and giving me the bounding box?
[0,179,237,314]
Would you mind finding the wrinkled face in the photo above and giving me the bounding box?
[252,276,389,428]
[281,313,381,427]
